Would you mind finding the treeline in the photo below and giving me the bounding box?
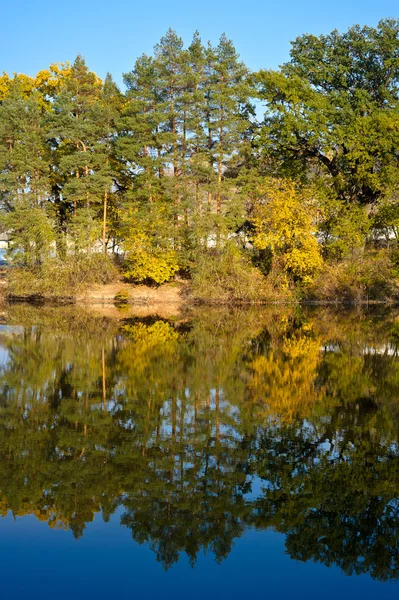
[2,19,399,300]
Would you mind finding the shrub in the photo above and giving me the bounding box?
[252,178,323,283]
[8,254,119,300]
[120,206,179,285]
[306,250,398,302]
[123,243,179,285]
[190,244,292,304]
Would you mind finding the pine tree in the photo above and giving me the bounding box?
[92,73,123,254]
[48,55,103,253]
[205,35,255,246]
[154,29,185,247]
[0,78,54,266]
[179,32,210,263]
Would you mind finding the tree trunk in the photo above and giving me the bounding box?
[103,190,107,255]
[216,156,222,248]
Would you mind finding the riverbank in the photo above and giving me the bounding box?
[77,280,187,306]
[2,266,399,307]
[2,276,189,311]
[0,263,186,306]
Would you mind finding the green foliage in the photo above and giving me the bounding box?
[1,205,55,267]
[372,193,399,242]
[0,305,399,576]
[319,199,371,259]
[256,18,399,206]
[70,208,102,253]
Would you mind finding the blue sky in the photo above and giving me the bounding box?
[2,0,398,87]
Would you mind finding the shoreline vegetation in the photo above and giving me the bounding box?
[2,20,399,305]
[2,275,399,309]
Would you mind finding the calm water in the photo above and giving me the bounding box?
[1,305,399,599]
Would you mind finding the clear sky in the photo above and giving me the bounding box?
[2,0,398,87]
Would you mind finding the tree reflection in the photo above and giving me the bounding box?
[0,305,399,577]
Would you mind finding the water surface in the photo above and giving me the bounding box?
[1,305,399,598]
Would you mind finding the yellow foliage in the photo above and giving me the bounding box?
[118,321,179,385]
[0,72,10,100]
[0,496,8,517]
[0,72,35,100]
[122,208,179,285]
[34,62,72,98]
[0,63,73,105]
[124,233,179,284]
[247,331,323,424]
[122,321,179,347]
[253,178,323,283]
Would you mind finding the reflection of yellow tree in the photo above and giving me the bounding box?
[118,320,180,393]
[122,320,180,346]
[247,329,324,424]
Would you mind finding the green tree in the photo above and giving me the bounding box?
[0,79,55,266]
[48,55,104,253]
[205,35,255,246]
[256,18,399,208]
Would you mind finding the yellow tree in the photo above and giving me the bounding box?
[252,178,323,284]
[120,206,179,284]
[0,63,71,104]
[247,317,324,424]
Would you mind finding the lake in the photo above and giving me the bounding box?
[0,304,399,599]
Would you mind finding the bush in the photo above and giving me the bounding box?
[8,254,119,300]
[252,178,323,283]
[306,251,399,302]
[123,245,179,285]
[190,244,292,304]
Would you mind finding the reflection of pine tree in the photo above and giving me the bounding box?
[120,386,250,568]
